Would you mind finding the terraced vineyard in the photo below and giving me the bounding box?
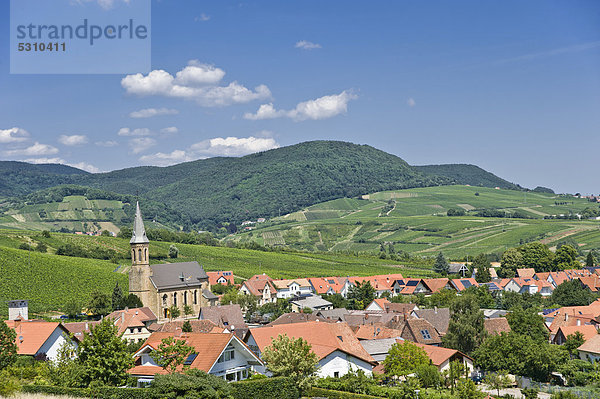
[227,185,600,257]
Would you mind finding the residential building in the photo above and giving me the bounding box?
[308,277,353,297]
[483,318,511,335]
[129,332,263,384]
[246,321,376,377]
[412,343,474,373]
[207,271,235,287]
[271,278,313,299]
[4,319,76,362]
[239,274,277,306]
[411,308,450,336]
[128,203,218,321]
[289,294,333,313]
[448,278,478,292]
[553,325,598,345]
[269,312,333,326]
[150,319,223,334]
[106,307,158,344]
[578,335,600,363]
[199,304,248,338]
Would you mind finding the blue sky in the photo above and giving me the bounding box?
[0,0,598,194]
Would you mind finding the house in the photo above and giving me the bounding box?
[354,324,404,340]
[516,268,536,279]
[207,271,235,287]
[269,312,333,326]
[8,300,29,321]
[421,278,451,294]
[448,278,478,292]
[350,274,405,297]
[316,308,350,322]
[4,319,76,362]
[412,343,474,373]
[63,321,101,342]
[128,203,218,321]
[149,320,223,334]
[360,337,403,363]
[271,279,313,299]
[246,321,376,378]
[308,277,353,297]
[391,279,429,296]
[399,319,442,346]
[365,298,391,312]
[199,304,249,339]
[129,332,263,384]
[578,276,600,292]
[552,325,598,345]
[239,274,277,306]
[448,263,470,276]
[106,307,158,344]
[483,318,511,335]
[410,308,450,336]
[578,334,600,363]
[289,294,333,313]
[503,278,553,296]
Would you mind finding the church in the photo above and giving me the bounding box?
[128,202,218,320]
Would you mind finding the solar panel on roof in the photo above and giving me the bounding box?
[328,280,335,284]
[407,280,419,286]
[461,280,472,288]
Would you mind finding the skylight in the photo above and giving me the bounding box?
[420,329,432,340]
[184,353,197,365]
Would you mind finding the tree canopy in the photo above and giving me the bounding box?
[383,341,430,377]
[262,334,319,392]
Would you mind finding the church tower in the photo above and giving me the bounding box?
[129,202,152,308]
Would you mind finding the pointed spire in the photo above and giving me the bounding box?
[130,201,149,244]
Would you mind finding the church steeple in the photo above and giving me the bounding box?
[130,201,149,244]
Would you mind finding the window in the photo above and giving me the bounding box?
[420,329,432,340]
[226,373,236,382]
[334,372,340,378]
[138,328,142,333]
[162,294,168,307]
[184,292,187,305]
[194,290,197,305]
[138,249,142,261]
[218,348,235,363]
[144,248,147,261]
[129,328,135,334]
[132,249,136,262]
[173,292,177,307]
[184,353,197,366]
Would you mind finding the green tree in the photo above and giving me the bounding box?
[77,317,134,386]
[519,242,555,272]
[111,282,123,311]
[521,388,539,399]
[182,320,193,333]
[151,369,231,399]
[151,336,196,373]
[262,334,319,393]
[168,305,181,320]
[63,300,82,319]
[168,245,179,259]
[442,295,486,355]
[122,293,143,309]
[221,291,258,315]
[456,378,485,399]
[183,304,194,318]
[415,364,441,388]
[472,254,491,283]
[434,252,449,275]
[347,281,376,310]
[586,251,596,268]
[483,370,511,397]
[554,245,579,270]
[383,341,429,377]
[551,280,596,307]
[564,332,585,357]
[35,242,48,253]
[506,306,549,343]
[49,339,81,387]
[87,291,111,316]
[499,247,522,278]
[0,321,17,370]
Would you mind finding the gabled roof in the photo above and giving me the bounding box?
[149,320,223,334]
[316,308,350,322]
[579,276,600,292]
[392,278,424,295]
[149,261,208,290]
[555,325,598,342]
[63,321,101,342]
[422,278,450,293]
[401,319,442,345]
[412,308,450,335]
[367,298,390,311]
[354,324,403,340]
[290,295,332,309]
[248,321,375,364]
[130,202,149,244]
[412,342,473,366]
[241,274,277,297]
[268,312,333,326]
[199,304,248,337]
[484,318,511,335]
[449,278,478,292]
[207,271,235,286]
[107,307,157,335]
[5,320,70,356]
[271,278,312,289]
[516,268,536,279]
[578,334,600,355]
[308,277,347,295]
[130,332,262,376]
[350,274,405,292]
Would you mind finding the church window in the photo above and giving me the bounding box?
[138,249,142,262]
[132,249,136,262]
[144,248,147,261]
[173,292,177,307]
[193,290,197,305]
[184,292,187,305]
[162,294,167,307]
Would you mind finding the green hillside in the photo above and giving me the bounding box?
[414,164,522,190]
[227,185,600,258]
[0,161,88,197]
[0,229,435,316]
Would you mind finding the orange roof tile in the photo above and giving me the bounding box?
[106,307,157,335]
[249,321,374,364]
[422,278,450,293]
[484,318,511,335]
[516,268,536,279]
[207,271,235,286]
[578,334,600,354]
[556,325,598,342]
[354,324,404,340]
[5,320,66,356]
[412,342,472,366]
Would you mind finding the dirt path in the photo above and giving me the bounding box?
[540,227,589,244]
[418,227,503,253]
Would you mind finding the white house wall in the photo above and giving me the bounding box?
[316,351,372,378]
[38,329,75,362]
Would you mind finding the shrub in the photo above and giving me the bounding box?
[231,376,299,399]
[305,387,380,399]
[151,369,232,399]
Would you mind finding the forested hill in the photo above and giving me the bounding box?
[0,161,88,197]
[80,141,454,227]
[1,141,525,229]
[414,164,522,191]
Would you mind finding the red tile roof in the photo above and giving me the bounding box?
[5,320,66,356]
[484,318,511,335]
[106,307,157,335]
[207,271,235,286]
[412,342,472,366]
[422,278,450,293]
[249,321,375,364]
[556,325,598,342]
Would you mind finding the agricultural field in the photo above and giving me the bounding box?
[227,186,600,258]
[0,195,127,233]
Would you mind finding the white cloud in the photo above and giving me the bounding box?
[0,127,29,143]
[244,90,357,121]
[5,142,59,156]
[139,136,280,166]
[23,157,66,164]
[129,108,179,118]
[129,137,156,154]
[95,140,118,147]
[58,134,88,146]
[407,98,416,107]
[295,40,322,50]
[118,127,152,136]
[194,13,210,22]
[121,61,271,106]
[160,127,178,134]
[68,162,101,173]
